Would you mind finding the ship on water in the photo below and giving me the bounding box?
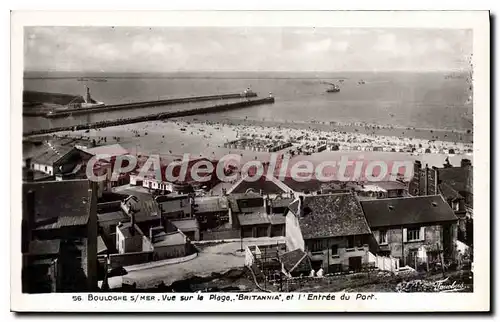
[322,82,340,93]
[77,77,108,82]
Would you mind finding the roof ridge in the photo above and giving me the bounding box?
[361,194,442,202]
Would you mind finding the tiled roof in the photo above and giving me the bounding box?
[271,197,293,209]
[292,193,371,239]
[227,193,263,213]
[360,195,458,228]
[35,214,90,230]
[82,144,128,157]
[228,175,289,195]
[98,210,128,224]
[439,183,464,201]
[269,214,286,225]
[32,144,74,165]
[23,179,91,222]
[171,219,199,231]
[437,166,472,194]
[28,239,61,256]
[238,212,270,226]
[371,181,407,191]
[195,197,229,213]
[281,249,311,273]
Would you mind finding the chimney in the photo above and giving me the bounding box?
[298,195,304,217]
[25,158,34,182]
[461,159,471,168]
[131,211,136,236]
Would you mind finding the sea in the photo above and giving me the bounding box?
[23,71,473,133]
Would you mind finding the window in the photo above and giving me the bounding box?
[310,239,323,252]
[347,236,355,248]
[331,244,338,255]
[407,228,420,241]
[453,201,460,211]
[379,230,388,244]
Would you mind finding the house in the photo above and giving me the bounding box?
[23,239,62,293]
[192,196,230,230]
[155,194,193,220]
[226,172,293,197]
[116,221,144,254]
[285,193,375,273]
[149,228,191,261]
[439,182,471,245]
[360,195,459,270]
[22,179,98,293]
[171,219,200,241]
[354,181,408,200]
[409,159,473,246]
[238,211,286,238]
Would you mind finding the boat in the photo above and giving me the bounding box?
[242,87,258,98]
[322,82,340,93]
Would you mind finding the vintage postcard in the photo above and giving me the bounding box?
[11,11,490,312]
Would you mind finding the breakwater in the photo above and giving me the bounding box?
[24,92,258,118]
[23,97,275,136]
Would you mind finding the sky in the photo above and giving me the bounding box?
[24,27,472,73]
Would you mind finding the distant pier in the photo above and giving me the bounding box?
[23,96,275,136]
[23,92,258,117]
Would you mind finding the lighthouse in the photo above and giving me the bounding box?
[85,85,92,103]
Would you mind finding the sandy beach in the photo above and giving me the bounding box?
[56,116,473,170]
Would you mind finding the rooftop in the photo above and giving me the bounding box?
[171,218,199,231]
[268,214,286,225]
[360,195,458,228]
[290,193,371,239]
[437,166,473,197]
[238,212,270,226]
[23,179,91,222]
[152,231,187,247]
[281,249,311,273]
[194,196,229,213]
[439,182,464,202]
[117,222,139,239]
[28,239,61,256]
[228,174,290,195]
[34,215,89,230]
[81,143,129,157]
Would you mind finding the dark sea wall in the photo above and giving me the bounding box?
[23,97,275,136]
[44,92,258,118]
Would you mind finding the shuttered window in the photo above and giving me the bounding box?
[405,227,425,242]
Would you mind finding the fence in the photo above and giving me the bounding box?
[368,252,400,272]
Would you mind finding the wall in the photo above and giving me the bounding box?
[305,235,371,272]
[153,244,187,261]
[116,227,143,254]
[285,213,305,252]
[102,251,153,269]
[201,228,240,241]
[372,223,457,266]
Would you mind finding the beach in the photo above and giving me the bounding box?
[55,116,473,169]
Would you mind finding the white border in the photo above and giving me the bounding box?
[10,10,490,312]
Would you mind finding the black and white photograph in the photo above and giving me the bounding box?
[11,10,490,312]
